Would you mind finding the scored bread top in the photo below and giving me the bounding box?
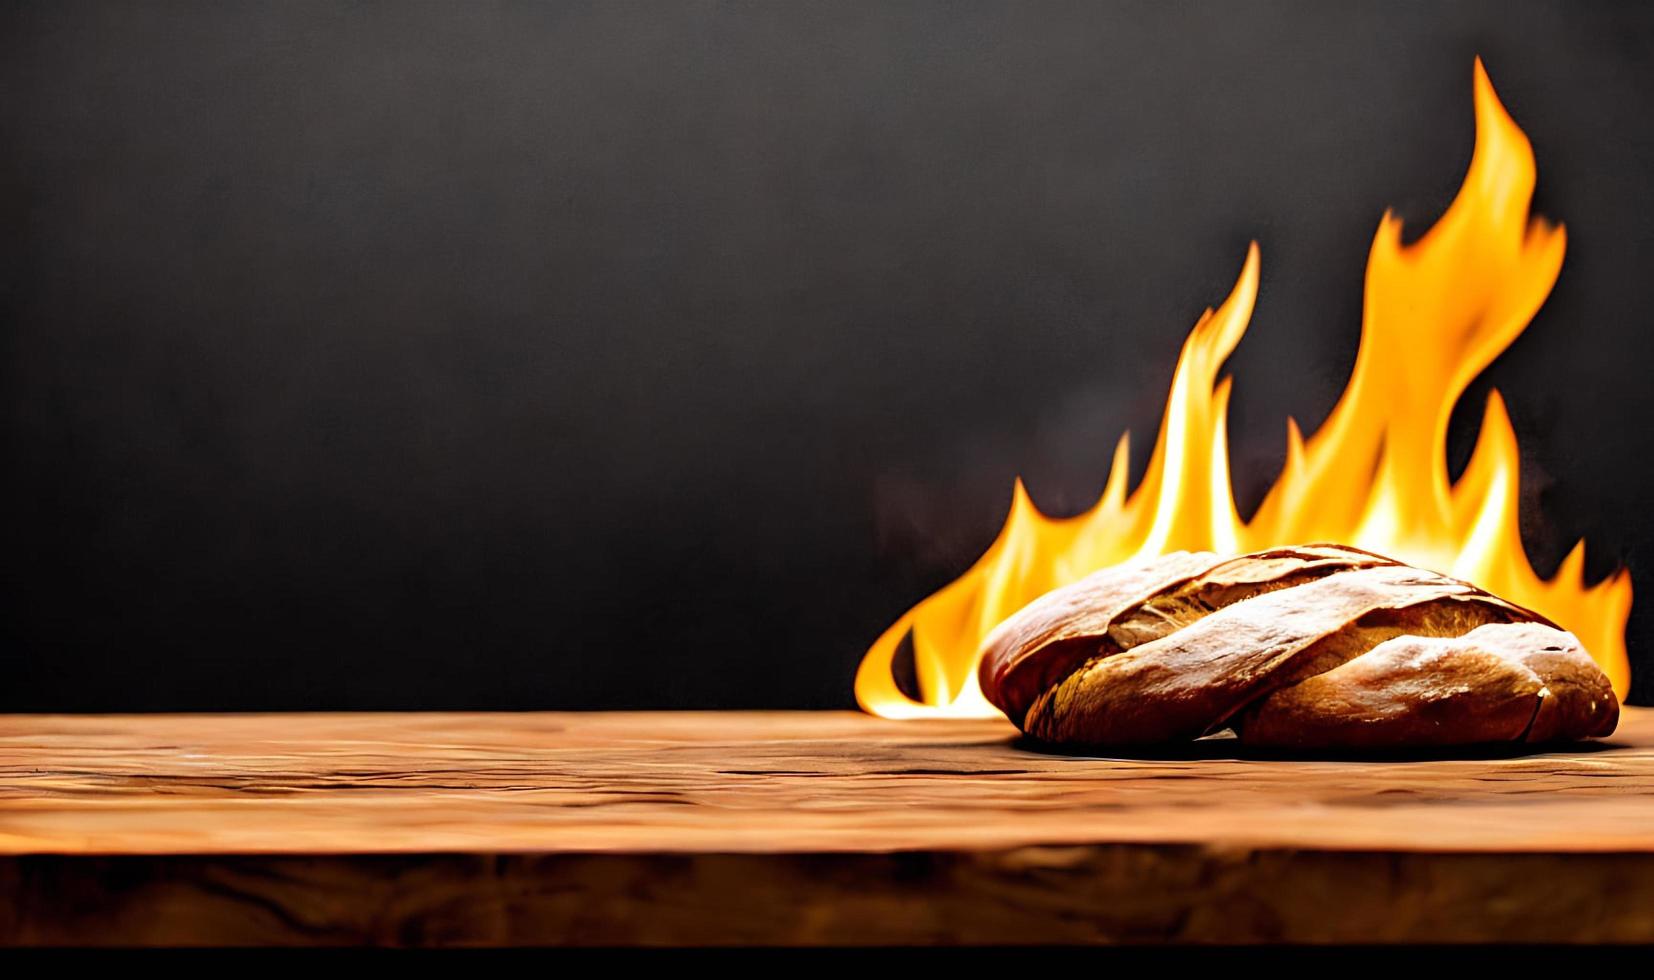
[975,543,1618,748]
[978,544,1397,725]
[1237,622,1616,748]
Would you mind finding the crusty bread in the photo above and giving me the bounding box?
[977,544,1619,749]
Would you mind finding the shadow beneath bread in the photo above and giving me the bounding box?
[1008,730,1629,763]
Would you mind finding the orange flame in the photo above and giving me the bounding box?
[856,61,1632,719]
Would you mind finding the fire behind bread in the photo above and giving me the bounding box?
[977,544,1619,749]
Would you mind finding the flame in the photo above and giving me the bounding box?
[856,61,1632,718]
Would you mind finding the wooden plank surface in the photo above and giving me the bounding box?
[2,708,1653,945]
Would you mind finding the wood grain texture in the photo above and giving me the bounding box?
[2,709,1653,945]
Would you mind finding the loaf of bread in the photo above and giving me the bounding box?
[977,544,1619,749]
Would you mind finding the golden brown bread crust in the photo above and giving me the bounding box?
[1236,622,1619,748]
[978,545,1394,726]
[977,544,1619,750]
[976,550,1226,726]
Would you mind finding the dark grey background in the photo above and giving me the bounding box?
[3,1,1652,711]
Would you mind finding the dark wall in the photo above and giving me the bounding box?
[4,1,1653,711]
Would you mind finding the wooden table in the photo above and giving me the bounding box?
[2,709,1652,946]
